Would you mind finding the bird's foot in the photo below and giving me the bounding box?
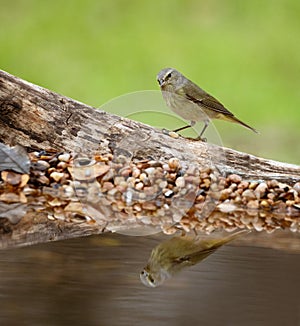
[194,136,207,142]
[162,128,180,139]
[185,136,207,142]
[162,128,206,142]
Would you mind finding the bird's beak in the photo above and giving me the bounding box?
[157,78,165,87]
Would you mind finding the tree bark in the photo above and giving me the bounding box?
[0,70,299,182]
[0,69,299,249]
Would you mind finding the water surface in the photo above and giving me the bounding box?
[0,233,299,326]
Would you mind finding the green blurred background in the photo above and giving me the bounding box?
[1,0,299,163]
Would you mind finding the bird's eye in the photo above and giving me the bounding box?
[166,72,172,79]
[149,276,155,284]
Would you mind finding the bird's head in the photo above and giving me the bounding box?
[157,68,183,90]
[140,266,169,288]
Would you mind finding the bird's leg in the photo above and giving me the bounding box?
[195,120,210,141]
[173,125,191,133]
[173,121,195,133]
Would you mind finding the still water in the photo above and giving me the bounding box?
[0,232,299,326]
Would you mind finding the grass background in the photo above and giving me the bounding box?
[1,0,299,163]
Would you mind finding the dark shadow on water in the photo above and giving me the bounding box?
[0,232,299,326]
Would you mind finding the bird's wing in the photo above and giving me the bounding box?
[173,247,218,267]
[183,81,234,116]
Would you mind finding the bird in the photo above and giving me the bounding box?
[157,67,258,140]
[140,230,249,288]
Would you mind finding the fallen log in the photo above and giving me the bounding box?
[0,70,299,249]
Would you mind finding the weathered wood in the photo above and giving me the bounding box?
[0,212,104,249]
[0,69,300,249]
[0,70,299,182]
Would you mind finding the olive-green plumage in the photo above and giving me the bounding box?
[140,230,249,287]
[157,68,258,139]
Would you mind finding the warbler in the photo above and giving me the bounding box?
[140,230,249,288]
[157,68,258,140]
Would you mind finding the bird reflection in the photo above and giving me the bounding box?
[140,230,249,288]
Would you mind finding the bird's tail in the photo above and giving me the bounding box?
[203,229,250,249]
[225,115,259,134]
[220,229,251,245]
